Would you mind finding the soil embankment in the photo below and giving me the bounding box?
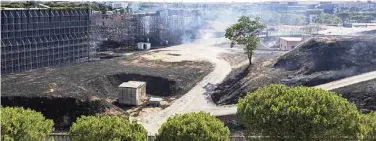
[212,36,376,112]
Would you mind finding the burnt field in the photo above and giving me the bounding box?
[1,52,213,130]
[333,79,376,113]
[212,36,376,112]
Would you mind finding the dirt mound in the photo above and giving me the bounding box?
[333,79,376,113]
[358,30,376,35]
[274,37,376,86]
[275,37,376,74]
[212,37,376,110]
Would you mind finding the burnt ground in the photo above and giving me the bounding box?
[1,52,213,131]
[333,79,376,113]
[358,30,376,35]
[212,36,376,112]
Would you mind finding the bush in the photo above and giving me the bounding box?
[359,112,376,140]
[1,107,54,141]
[69,115,147,141]
[156,112,230,141]
[237,84,360,140]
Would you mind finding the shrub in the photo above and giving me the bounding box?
[1,107,54,141]
[237,84,360,140]
[156,112,230,141]
[359,112,376,140]
[69,115,147,141]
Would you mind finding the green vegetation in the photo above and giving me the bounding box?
[69,115,147,141]
[316,14,342,24]
[337,12,376,23]
[257,12,306,25]
[1,2,112,11]
[359,112,376,140]
[225,16,266,65]
[237,84,360,140]
[1,107,54,141]
[1,2,26,8]
[156,112,230,141]
[306,9,323,15]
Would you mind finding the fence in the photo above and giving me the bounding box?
[49,133,247,141]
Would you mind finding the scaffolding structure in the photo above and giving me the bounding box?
[1,8,92,74]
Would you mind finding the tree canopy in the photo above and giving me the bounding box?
[156,112,230,141]
[237,84,361,140]
[1,107,54,141]
[69,115,147,141]
[225,16,266,64]
[316,14,342,24]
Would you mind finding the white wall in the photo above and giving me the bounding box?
[279,40,301,50]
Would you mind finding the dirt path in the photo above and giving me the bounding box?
[314,71,376,90]
[130,38,239,134]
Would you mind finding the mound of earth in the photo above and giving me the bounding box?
[358,30,376,35]
[274,36,376,86]
[333,79,376,113]
[212,37,376,111]
[1,53,213,130]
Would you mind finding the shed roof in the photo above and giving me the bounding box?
[119,81,146,88]
[280,37,302,42]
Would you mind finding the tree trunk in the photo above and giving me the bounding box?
[248,52,252,66]
[230,42,234,48]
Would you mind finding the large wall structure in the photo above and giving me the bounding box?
[1,8,92,74]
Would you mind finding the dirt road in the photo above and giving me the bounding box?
[130,38,239,134]
[314,71,376,90]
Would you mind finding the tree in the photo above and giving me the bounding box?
[364,15,375,23]
[1,107,54,141]
[156,112,230,141]
[337,12,351,22]
[316,14,342,24]
[359,112,376,140]
[280,13,306,25]
[225,16,266,65]
[306,9,323,15]
[69,115,147,141]
[237,84,361,140]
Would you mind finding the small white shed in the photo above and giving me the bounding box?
[137,42,151,50]
[118,81,146,105]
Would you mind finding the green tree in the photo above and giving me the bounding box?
[156,112,230,141]
[69,115,147,141]
[359,112,376,140]
[281,13,305,25]
[225,16,266,65]
[337,12,351,22]
[237,84,361,140]
[306,9,323,15]
[1,107,54,141]
[1,2,25,8]
[364,15,375,23]
[316,14,342,24]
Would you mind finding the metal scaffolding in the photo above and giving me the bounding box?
[1,8,92,74]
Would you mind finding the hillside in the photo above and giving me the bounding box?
[212,36,376,112]
[274,36,376,86]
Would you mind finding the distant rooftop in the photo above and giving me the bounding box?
[280,37,302,42]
